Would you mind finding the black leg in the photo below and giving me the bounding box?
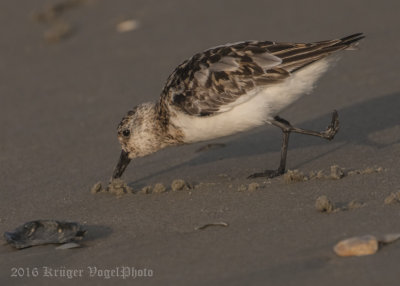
[248,110,339,179]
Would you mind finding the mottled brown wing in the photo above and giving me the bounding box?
[161,33,364,117]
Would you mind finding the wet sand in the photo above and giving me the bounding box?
[1,0,400,285]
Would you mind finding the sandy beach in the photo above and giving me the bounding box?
[1,0,400,285]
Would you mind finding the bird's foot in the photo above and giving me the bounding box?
[247,169,284,179]
[321,110,339,140]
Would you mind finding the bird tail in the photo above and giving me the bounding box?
[336,33,365,50]
[278,33,365,72]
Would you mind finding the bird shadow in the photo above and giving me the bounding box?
[131,92,400,185]
[82,224,113,242]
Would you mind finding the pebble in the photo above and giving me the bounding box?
[334,235,378,257]
[116,19,139,33]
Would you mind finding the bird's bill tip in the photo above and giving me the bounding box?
[111,150,131,179]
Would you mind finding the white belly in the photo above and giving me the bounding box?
[172,58,332,143]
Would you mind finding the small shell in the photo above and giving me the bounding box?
[334,235,378,257]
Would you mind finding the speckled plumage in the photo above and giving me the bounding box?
[160,33,364,118]
[112,33,364,179]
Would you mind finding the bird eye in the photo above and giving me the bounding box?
[122,129,130,137]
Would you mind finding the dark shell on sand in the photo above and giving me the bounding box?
[4,220,86,249]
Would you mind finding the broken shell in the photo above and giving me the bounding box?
[4,220,86,249]
[334,235,378,257]
[377,233,400,244]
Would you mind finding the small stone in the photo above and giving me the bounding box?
[90,182,102,194]
[330,165,345,180]
[116,19,139,33]
[153,183,167,193]
[334,235,378,257]
[171,179,190,191]
[315,196,335,213]
[247,182,260,191]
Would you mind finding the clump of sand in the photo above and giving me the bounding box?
[315,196,336,213]
[284,165,383,184]
[345,200,365,210]
[315,196,364,214]
[90,179,134,196]
[283,170,308,183]
[237,182,260,192]
[153,183,167,193]
[248,182,260,191]
[134,183,168,194]
[171,179,191,191]
[384,191,400,205]
[140,179,192,193]
[92,179,194,196]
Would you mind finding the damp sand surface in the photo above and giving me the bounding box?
[2,1,400,286]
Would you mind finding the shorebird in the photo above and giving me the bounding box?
[112,33,364,180]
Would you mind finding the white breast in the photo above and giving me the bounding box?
[171,58,333,143]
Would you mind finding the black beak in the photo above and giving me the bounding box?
[112,150,131,179]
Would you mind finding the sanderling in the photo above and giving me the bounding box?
[112,33,365,180]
